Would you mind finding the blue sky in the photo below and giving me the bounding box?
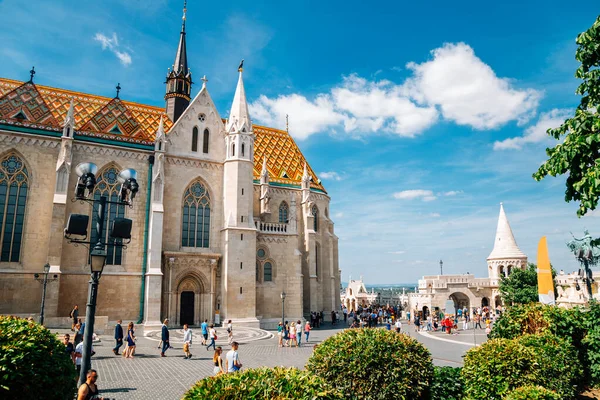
[1,0,599,283]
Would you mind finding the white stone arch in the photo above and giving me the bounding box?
[173,269,210,326]
[448,287,479,315]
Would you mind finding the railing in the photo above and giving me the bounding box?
[255,221,288,233]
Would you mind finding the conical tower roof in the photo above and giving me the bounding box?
[226,67,251,133]
[487,203,526,260]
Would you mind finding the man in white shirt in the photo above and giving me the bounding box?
[183,324,193,359]
[226,341,242,372]
[395,319,402,333]
[75,341,94,376]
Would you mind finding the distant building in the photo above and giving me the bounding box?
[407,203,527,317]
[341,278,378,311]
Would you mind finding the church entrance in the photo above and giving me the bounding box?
[180,291,195,326]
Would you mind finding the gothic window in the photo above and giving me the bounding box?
[232,143,235,157]
[0,153,29,262]
[257,247,267,259]
[278,202,289,223]
[181,180,211,248]
[198,114,206,122]
[241,143,245,157]
[256,261,260,282]
[203,129,209,153]
[264,262,273,282]
[55,165,68,194]
[192,127,198,152]
[153,177,163,202]
[91,167,126,265]
[315,242,320,278]
[312,205,319,231]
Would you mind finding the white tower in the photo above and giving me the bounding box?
[221,62,259,326]
[487,203,528,279]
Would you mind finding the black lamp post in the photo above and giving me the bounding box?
[280,292,286,328]
[65,162,138,386]
[440,259,443,275]
[34,263,58,325]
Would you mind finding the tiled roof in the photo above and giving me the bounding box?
[0,78,326,193]
[0,78,172,145]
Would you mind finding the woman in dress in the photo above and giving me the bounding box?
[213,346,225,375]
[125,322,136,358]
[227,320,233,345]
[290,322,297,347]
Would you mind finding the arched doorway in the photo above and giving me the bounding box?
[449,292,470,314]
[180,291,194,326]
[482,297,490,307]
[422,306,430,318]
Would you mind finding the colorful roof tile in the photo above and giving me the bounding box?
[0,77,325,193]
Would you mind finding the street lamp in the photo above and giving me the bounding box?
[34,263,58,325]
[65,162,138,386]
[280,292,286,328]
[440,259,443,275]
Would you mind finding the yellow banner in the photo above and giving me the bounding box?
[537,236,555,305]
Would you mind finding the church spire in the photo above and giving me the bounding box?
[487,203,526,260]
[165,0,192,123]
[226,60,251,133]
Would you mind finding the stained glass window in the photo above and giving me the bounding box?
[312,205,319,232]
[264,262,272,282]
[182,181,211,248]
[192,127,198,152]
[91,167,126,265]
[278,202,289,223]
[203,129,209,153]
[0,154,29,262]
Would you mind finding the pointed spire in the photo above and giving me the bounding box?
[487,203,526,260]
[173,0,189,75]
[62,98,75,138]
[226,61,251,133]
[155,115,166,152]
[302,163,310,186]
[260,157,269,184]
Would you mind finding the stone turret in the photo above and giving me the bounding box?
[487,203,527,279]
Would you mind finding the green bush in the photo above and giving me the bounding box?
[431,366,463,400]
[183,367,342,399]
[503,386,562,400]
[462,334,581,400]
[306,328,433,400]
[582,326,600,385]
[0,316,76,400]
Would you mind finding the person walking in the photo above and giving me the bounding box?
[160,319,169,357]
[63,333,75,364]
[113,319,123,355]
[227,320,233,345]
[343,307,348,323]
[74,322,83,346]
[475,314,482,330]
[70,305,79,332]
[394,318,402,333]
[183,324,193,359]
[282,321,290,347]
[124,322,136,358]
[290,322,297,347]
[213,346,225,375]
[226,341,242,372]
[74,340,95,376]
[77,369,106,400]
[296,320,302,346]
[201,319,209,346]
[206,324,217,351]
[304,320,311,343]
[277,322,283,347]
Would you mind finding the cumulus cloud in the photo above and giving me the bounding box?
[94,32,132,66]
[320,171,343,181]
[393,189,437,202]
[429,212,441,217]
[250,42,539,140]
[493,109,572,150]
[403,43,540,129]
[442,190,463,196]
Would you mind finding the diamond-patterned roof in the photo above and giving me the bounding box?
[253,125,325,192]
[0,77,325,193]
[0,78,172,144]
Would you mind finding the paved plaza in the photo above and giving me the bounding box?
[53,322,489,400]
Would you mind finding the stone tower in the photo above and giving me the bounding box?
[487,203,528,279]
[165,1,192,122]
[221,62,259,326]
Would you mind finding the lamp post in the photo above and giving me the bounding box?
[440,259,443,275]
[280,292,286,328]
[64,162,138,386]
[34,263,58,325]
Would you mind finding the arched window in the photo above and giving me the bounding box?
[241,143,245,157]
[191,127,198,152]
[91,167,126,265]
[0,153,29,262]
[263,261,273,282]
[312,205,319,231]
[203,129,209,153]
[232,143,235,157]
[182,180,211,248]
[55,164,68,194]
[278,201,289,223]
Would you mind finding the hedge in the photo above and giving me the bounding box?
[503,385,562,400]
[430,366,463,400]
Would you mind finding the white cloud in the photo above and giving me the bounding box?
[442,190,463,196]
[334,212,344,219]
[393,189,437,202]
[403,43,540,129]
[493,109,572,150]
[387,251,406,254]
[320,171,343,181]
[429,213,441,218]
[250,42,539,139]
[94,32,132,66]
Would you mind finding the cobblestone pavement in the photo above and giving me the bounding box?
[51,322,482,399]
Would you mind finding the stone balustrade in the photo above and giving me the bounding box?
[254,220,289,234]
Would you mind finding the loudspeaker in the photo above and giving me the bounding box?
[110,218,132,240]
[65,214,89,237]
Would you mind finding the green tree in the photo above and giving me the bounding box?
[533,15,600,217]
[500,263,539,305]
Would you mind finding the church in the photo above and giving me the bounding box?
[0,6,341,329]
